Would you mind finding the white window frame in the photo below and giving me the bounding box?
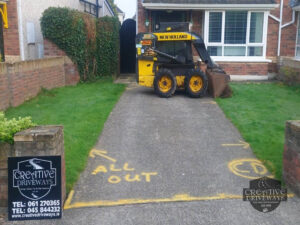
[295,12,300,60]
[204,10,270,62]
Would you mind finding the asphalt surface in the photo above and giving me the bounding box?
[6,84,300,225]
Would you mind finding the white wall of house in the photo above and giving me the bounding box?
[18,0,114,60]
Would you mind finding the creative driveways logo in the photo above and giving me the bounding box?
[13,158,56,200]
[243,177,287,213]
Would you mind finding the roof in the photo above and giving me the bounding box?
[143,0,276,4]
[116,6,124,13]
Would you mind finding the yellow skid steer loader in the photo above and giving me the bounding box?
[136,23,232,98]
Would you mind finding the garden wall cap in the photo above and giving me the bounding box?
[286,121,300,132]
[287,120,300,127]
[14,126,63,142]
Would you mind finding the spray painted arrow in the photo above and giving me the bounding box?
[222,141,250,149]
[89,149,117,163]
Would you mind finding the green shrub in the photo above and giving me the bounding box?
[277,66,300,86]
[0,112,35,144]
[41,7,120,81]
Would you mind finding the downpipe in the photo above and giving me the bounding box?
[270,0,296,56]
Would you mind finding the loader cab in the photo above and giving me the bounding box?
[155,40,194,65]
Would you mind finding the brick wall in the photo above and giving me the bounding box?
[267,17,280,58]
[277,56,300,83]
[137,0,147,33]
[218,62,269,75]
[44,39,80,85]
[191,11,203,35]
[283,121,300,197]
[0,56,79,111]
[3,0,20,59]
[280,15,298,57]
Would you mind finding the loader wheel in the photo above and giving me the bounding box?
[154,69,177,98]
[185,69,208,98]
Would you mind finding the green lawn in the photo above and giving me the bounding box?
[216,83,300,180]
[5,78,126,192]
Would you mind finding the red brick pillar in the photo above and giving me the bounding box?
[283,121,300,197]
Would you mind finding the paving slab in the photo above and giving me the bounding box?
[6,85,300,225]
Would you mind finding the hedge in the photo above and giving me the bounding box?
[41,7,120,81]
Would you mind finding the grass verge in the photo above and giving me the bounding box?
[216,82,300,180]
[5,78,126,192]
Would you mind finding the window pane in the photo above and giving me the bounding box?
[224,46,246,56]
[209,12,222,43]
[248,47,263,56]
[250,12,264,43]
[207,46,222,56]
[225,11,247,44]
[153,11,187,31]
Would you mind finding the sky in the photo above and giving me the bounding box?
[114,0,137,19]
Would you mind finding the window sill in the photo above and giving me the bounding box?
[294,57,300,61]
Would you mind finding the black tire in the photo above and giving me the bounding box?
[185,69,208,98]
[154,69,177,98]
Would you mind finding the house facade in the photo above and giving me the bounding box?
[1,0,115,62]
[117,6,125,24]
[137,0,299,77]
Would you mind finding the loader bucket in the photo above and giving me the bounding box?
[206,69,232,98]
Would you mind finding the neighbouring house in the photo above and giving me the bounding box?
[117,6,125,24]
[1,0,115,62]
[137,0,300,78]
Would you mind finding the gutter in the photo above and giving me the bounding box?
[142,3,279,11]
[17,0,24,61]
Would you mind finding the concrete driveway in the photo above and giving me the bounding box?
[8,85,300,225]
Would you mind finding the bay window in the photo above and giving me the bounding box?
[205,11,268,60]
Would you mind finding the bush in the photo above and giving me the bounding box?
[0,112,35,144]
[277,66,300,86]
[41,7,120,81]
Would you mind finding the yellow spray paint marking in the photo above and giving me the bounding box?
[124,174,141,182]
[141,172,158,182]
[90,149,158,184]
[110,164,122,172]
[92,165,108,175]
[64,190,295,210]
[107,172,157,184]
[92,163,136,175]
[222,141,250,149]
[108,176,122,184]
[89,149,117,163]
[123,163,135,171]
[228,159,274,180]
